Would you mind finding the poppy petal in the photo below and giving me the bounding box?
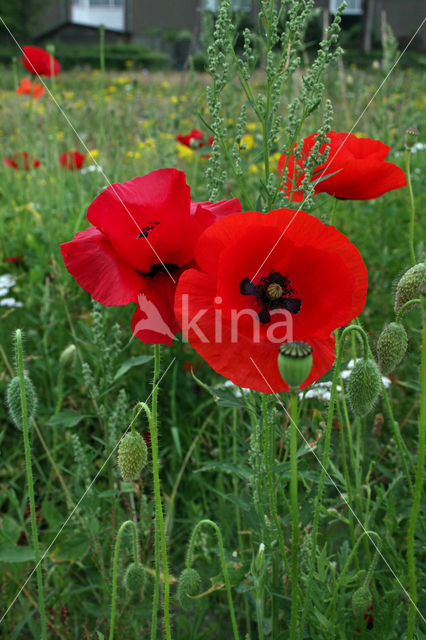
[60,226,142,306]
[175,268,336,393]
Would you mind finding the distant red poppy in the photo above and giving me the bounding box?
[16,77,45,99]
[4,152,41,170]
[175,209,368,393]
[60,169,241,345]
[177,129,214,150]
[19,45,60,77]
[2,256,25,263]
[278,131,406,201]
[58,151,85,170]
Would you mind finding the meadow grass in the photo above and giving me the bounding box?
[0,11,425,639]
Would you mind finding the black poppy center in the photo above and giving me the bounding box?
[136,262,180,278]
[137,220,160,239]
[240,270,301,324]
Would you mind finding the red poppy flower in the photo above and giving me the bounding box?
[19,45,60,77]
[60,169,241,345]
[174,209,367,393]
[278,131,406,201]
[16,77,45,99]
[4,152,41,170]
[177,129,214,150]
[58,151,85,170]
[2,255,25,263]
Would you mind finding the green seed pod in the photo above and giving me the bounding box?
[59,344,76,368]
[352,585,372,617]
[117,432,148,482]
[177,568,201,610]
[394,263,425,313]
[277,342,313,390]
[347,359,382,417]
[124,562,145,592]
[376,322,408,374]
[7,376,37,430]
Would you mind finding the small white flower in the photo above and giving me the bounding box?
[0,297,23,308]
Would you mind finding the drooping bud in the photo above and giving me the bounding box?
[278,341,313,390]
[7,375,37,430]
[376,322,408,374]
[59,344,76,368]
[352,585,372,617]
[124,562,146,592]
[347,359,382,417]
[404,126,419,149]
[177,568,202,610]
[394,263,426,314]
[117,432,148,482]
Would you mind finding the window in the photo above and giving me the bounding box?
[71,0,125,30]
[329,0,363,15]
[89,0,123,6]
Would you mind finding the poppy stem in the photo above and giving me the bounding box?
[289,391,299,640]
[186,519,240,640]
[149,344,172,640]
[99,24,105,148]
[109,520,139,640]
[405,147,416,265]
[406,297,426,639]
[15,329,48,640]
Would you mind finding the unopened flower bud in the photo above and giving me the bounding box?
[376,322,408,374]
[352,585,372,617]
[117,432,148,481]
[278,342,313,390]
[347,359,381,417]
[59,344,76,368]
[177,568,201,610]
[124,562,145,592]
[394,263,425,313]
[404,126,419,149]
[7,375,37,430]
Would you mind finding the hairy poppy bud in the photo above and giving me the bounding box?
[394,263,425,314]
[376,322,408,374]
[177,568,201,610]
[124,562,145,592]
[117,432,148,481]
[405,126,419,149]
[278,342,313,390]
[347,359,381,417]
[7,375,37,430]
[59,344,76,368]
[352,585,372,617]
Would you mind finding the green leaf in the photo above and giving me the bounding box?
[196,461,252,482]
[47,410,85,428]
[114,355,153,381]
[0,544,36,563]
[50,534,91,562]
[190,370,247,408]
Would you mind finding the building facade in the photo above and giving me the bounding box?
[37,1,425,51]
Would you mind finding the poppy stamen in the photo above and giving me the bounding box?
[240,270,301,324]
[137,221,159,239]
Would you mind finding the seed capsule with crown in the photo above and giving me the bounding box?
[277,341,313,390]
